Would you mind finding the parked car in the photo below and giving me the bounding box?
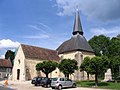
[41,77,53,87]
[51,77,76,90]
[31,77,45,86]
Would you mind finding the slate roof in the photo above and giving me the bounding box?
[57,35,94,54]
[0,59,12,68]
[21,44,60,61]
[73,8,83,35]
[56,8,94,54]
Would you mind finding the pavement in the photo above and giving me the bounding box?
[0,80,109,90]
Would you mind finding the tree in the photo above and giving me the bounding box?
[36,61,58,78]
[108,37,120,79]
[80,56,91,80]
[89,56,109,86]
[108,37,120,58]
[110,56,120,80]
[5,50,15,66]
[117,34,120,39]
[80,56,109,86]
[88,35,110,56]
[58,59,78,79]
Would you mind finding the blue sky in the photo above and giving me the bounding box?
[0,0,120,58]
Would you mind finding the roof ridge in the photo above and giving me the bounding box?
[21,44,56,52]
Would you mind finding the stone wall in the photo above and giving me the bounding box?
[59,51,95,80]
[12,45,26,81]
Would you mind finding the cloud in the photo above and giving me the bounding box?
[24,34,49,39]
[0,55,5,59]
[27,23,51,39]
[54,0,120,21]
[27,24,46,33]
[90,26,120,37]
[55,0,76,16]
[38,23,51,30]
[0,39,20,49]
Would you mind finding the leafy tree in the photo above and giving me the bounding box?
[110,56,120,80]
[108,37,120,79]
[82,56,109,86]
[80,56,91,80]
[117,34,120,39]
[88,35,110,56]
[58,59,78,79]
[108,37,120,58]
[5,50,15,66]
[36,61,58,78]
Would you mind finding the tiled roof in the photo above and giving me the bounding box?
[0,59,12,68]
[57,35,94,54]
[21,44,60,61]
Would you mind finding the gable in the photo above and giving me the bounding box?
[21,44,60,61]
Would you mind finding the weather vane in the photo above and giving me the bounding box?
[76,0,79,11]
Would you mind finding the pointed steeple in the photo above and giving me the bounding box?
[72,6,83,35]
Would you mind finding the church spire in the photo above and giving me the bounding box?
[72,5,83,35]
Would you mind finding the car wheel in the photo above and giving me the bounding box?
[44,85,47,88]
[47,84,50,88]
[72,83,76,88]
[52,87,55,89]
[58,85,62,90]
[35,84,37,86]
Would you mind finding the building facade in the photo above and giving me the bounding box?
[0,59,12,79]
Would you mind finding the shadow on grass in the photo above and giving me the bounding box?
[87,82,109,86]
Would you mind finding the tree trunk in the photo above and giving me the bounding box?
[95,73,98,86]
[46,73,48,78]
[87,72,89,80]
[65,74,69,79]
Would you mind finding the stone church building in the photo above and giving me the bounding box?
[12,8,95,81]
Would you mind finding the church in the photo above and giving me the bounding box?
[12,8,95,81]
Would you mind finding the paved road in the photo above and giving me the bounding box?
[0,80,108,90]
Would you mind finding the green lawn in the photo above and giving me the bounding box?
[76,80,120,90]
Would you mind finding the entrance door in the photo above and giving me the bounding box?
[17,69,20,80]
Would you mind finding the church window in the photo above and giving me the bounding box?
[81,55,83,60]
[0,73,2,77]
[60,55,64,59]
[18,59,20,64]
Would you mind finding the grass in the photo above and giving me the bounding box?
[76,80,120,90]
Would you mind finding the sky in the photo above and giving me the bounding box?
[0,0,120,58]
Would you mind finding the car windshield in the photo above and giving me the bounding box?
[52,78,58,81]
[33,77,37,80]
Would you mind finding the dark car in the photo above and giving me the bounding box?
[41,77,53,87]
[31,77,44,86]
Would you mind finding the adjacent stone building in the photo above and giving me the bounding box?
[0,59,12,79]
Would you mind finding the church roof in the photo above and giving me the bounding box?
[0,59,12,68]
[56,8,94,54]
[57,35,94,54]
[21,44,60,61]
[73,8,83,35]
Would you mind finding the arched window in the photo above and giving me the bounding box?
[18,59,20,64]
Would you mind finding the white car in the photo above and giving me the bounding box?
[51,77,76,90]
